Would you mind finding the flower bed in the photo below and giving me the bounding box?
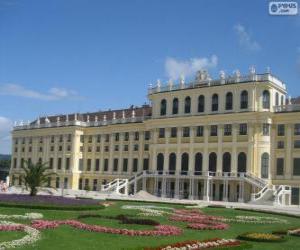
[143,238,247,250]
[121,205,173,217]
[0,213,43,220]
[31,219,182,236]
[237,232,286,242]
[222,215,288,224]
[288,228,300,237]
[77,214,160,226]
[0,221,41,249]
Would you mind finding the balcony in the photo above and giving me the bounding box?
[274,104,300,113]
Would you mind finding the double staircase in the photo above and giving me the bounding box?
[101,179,129,195]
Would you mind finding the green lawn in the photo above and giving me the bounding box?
[1,201,300,250]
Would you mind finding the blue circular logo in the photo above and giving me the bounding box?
[271,4,278,13]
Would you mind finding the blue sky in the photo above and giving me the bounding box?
[0,0,300,153]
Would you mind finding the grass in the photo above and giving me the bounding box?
[0,200,300,250]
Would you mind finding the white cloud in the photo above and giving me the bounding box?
[165,55,218,80]
[234,24,261,51]
[0,83,81,101]
[0,116,12,154]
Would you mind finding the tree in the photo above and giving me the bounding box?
[21,161,56,196]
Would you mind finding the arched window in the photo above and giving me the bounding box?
[194,153,202,175]
[240,90,248,109]
[238,152,247,173]
[181,153,189,175]
[156,153,164,174]
[198,95,205,112]
[172,98,179,114]
[261,153,269,178]
[281,95,284,105]
[212,94,218,111]
[262,90,270,109]
[169,153,176,175]
[160,99,167,116]
[209,152,217,175]
[225,92,233,110]
[275,92,279,106]
[184,96,191,113]
[222,152,231,173]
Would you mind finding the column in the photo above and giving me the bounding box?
[285,124,292,179]
[203,125,209,173]
[161,177,167,198]
[189,178,194,199]
[217,125,223,175]
[203,178,210,201]
[174,178,180,199]
[232,124,238,173]
[238,180,244,202]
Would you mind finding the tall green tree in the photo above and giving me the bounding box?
[21,161,56,196]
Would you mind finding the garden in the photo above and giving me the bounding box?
[0,195,300,249]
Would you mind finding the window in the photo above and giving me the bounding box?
[144,144,149,151]
[196,126,203,137]
[114,145,119,151]
[51,136,55,143]
[293,158,300,175]
[13,158,17,168]
[50,146,54,152]
[123,145,128,151]
[263,123,270,136]
[88,146,92,152]
[261,153,269,178]
[87,159,92,171]
[104,159,109,171]
[277,124,285,136]
[123,159,128,172]
[88,135,92,143]
[198,95,205,112]
[212,94,218,111]
[65,158,70,170]
[115,133,119,141]
[96,135,101,143]
[134,132,139,140]
[56,177,60,188]
[95,159,100,171]
[210,125,218,136]
[181,153,189,175]
[156,153,164,173]
[124,132,129,141]
[104,146,109,152]
[222,152,231,173]
[96,146,100,152]
[159,128,165,138]
[294,140,300,148]
[240,91,249,109]
[39,147,43,152]
[237,152,247,173]
[79,146,83,152]
[143,158,149,170]
[262,90,270,109]
[239,123,247,135]
[184,96,191,113]
[275,92,279,106]
[57,158,62,170]
[105,134,109,142]
[276,158,284,175]
[160,99,167,116]
[67,145,71,151]
[29,146,32,152]
[224,124,232,136]
[182,127,190,137]
[194,153,203,175]
[209,152,217,173]
[64,177,68,189]
[281,95,285,105]
[295,124,300,135]
[133,144,139,151]
[169,153,176,174]
[113,158,118,172]
[133,158,138,172]
[93,179,97,191]
[59,135,63,142]
[225,92,233,110]
[144,131,150,140]
[15,139,18,145]
[171,127,177,138]
[79,159,83,171]
[172,98,179,114]
[39,137,43,143]
[277,141,284,149]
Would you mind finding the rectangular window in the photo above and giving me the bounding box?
[171,127,177,138]
[210,125,218,136]
[124,132,129,141]
[182,127,190,137]
[96,146,100,152]
[133,158,138,172]
[95,159,100,171]
[277,124,285,136]
[134,132,139,141]
[293,158,300,175]
[93,179,97,191]
[224,124,232,136]
[143,158,149,170]
[65,158,70,170]
[80,135,84,143]
[123,145,128,151]
[105,134,109,142]
[277,141,284,149]
[114,145,119,151]
[196,126,204,137]
[276,158,284,175]
[87,159,91,171]
[67,134,72,142]
[58,146,62,151]
[295,124,300,135]
[123,158,128,172]
[79,179,83,190]
[59,135,63,142]
[239,123,247,135]
[96,135,101,143]
[88,146,92,152]
[133,144,139,151]
[51,136,55,143]
[64,177,68,189]
[115,133,119,141]
[263,123,270,136]
[104,146,109,152]
[144,131,150,140]
[56,177,60,188]
[113,158,118,172]
[57,158,62,170]
[159,128,165,138]
[88,136,92,143]
[78,159,83,171]
[104,159,109,171]
[144,144,149,151]
[13,158,17,168]
[294,140,300,148]
[50,146,54,152]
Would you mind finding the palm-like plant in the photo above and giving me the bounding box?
[21,160,56,196]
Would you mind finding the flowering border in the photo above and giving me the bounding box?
[0,213,43,220]
[237,232,286,242]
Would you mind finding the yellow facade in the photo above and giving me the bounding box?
[9,70,300,205]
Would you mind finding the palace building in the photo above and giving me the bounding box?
[9,68,300,206]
